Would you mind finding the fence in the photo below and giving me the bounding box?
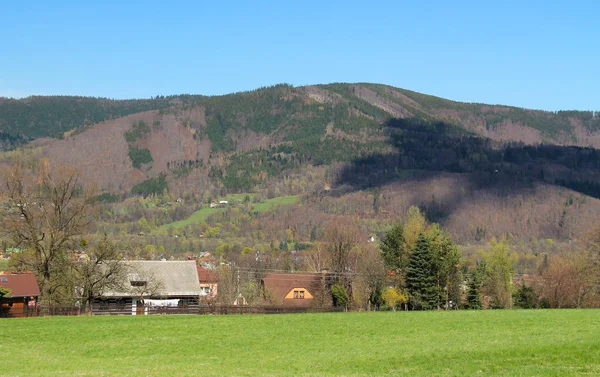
[0,305,344,318]
[0,306,40,318]
[198,305,344,315]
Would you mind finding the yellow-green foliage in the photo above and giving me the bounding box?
[382,287,407,309]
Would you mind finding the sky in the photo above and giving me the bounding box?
[0,1,598,111]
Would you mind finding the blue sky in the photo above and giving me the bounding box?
[0,1,598,110]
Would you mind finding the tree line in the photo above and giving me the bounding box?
[1,160,598,311]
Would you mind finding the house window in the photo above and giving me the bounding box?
[130,281,147,287]
[99,300,109,311]
[299,291,305,299]
[293,290,299,299]
[1,277,7,283]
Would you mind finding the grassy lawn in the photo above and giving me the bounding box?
[160,206,221,228]
[161,195,298,229]
[1,310,598,376]
[251,195,299,212]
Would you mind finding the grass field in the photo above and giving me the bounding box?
[161,195,298,229]
[1,310,598,376]
[251,195,299,212]
[160,206,221,228]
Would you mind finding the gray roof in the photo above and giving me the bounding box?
[101,260,202,298]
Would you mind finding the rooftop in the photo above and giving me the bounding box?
[101,260,202,298]
[0,273,41,297]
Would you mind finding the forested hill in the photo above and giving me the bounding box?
[0,94,203,144]
[5,83,599,197]
[3,83,600,244]
[1,83,599,150]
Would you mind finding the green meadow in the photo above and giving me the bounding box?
[1,310,598,376]
[161,195,298,229]
[250,195,299,212]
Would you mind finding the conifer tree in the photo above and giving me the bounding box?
[405,234,438,310]
[513,280,537,309]
[380,223,407,273]
[466,265,484,309]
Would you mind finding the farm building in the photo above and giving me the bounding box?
[0,273,40,318]
[91,260,203,315]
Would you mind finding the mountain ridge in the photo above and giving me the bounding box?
[1,83,599,148]
[3,83,600,243]
[3,82,600,196]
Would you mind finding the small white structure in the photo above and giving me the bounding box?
[233,293,248,306]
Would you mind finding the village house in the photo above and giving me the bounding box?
[0,273,41,318]
[91,260,202,315]
[197,265,218,298]
[262,272,324,307]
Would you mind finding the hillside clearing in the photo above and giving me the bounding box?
[1,310,598,376]
[161,195,298,229]
[251,195,299,211]
[160,206,221,228]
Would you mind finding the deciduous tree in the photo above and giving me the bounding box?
[303,242,329,272]
[479,237,515,309]
[381,287,407,311]
[534,250,598,308]
[355,244,387,310]
[404,206,426,251]
[1,161,96,303]
[71,235,127,314]
[323,218,361,278]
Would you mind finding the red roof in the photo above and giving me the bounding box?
[0,274,41,297]
[262,272,322,307]
[197,266,217,283]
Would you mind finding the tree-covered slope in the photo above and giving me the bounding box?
[4,82,600,198]
[0,94,203,144]
[2,83,599,150]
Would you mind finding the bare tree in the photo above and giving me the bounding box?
[355,243,387,310]
[303,242,329,272]
[1,161,96,303]
[215,264,238,306]
[323,218,362,277]
[534,250,598,308]
[71,236,128,314]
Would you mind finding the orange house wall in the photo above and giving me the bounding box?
[284,288,314,300]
